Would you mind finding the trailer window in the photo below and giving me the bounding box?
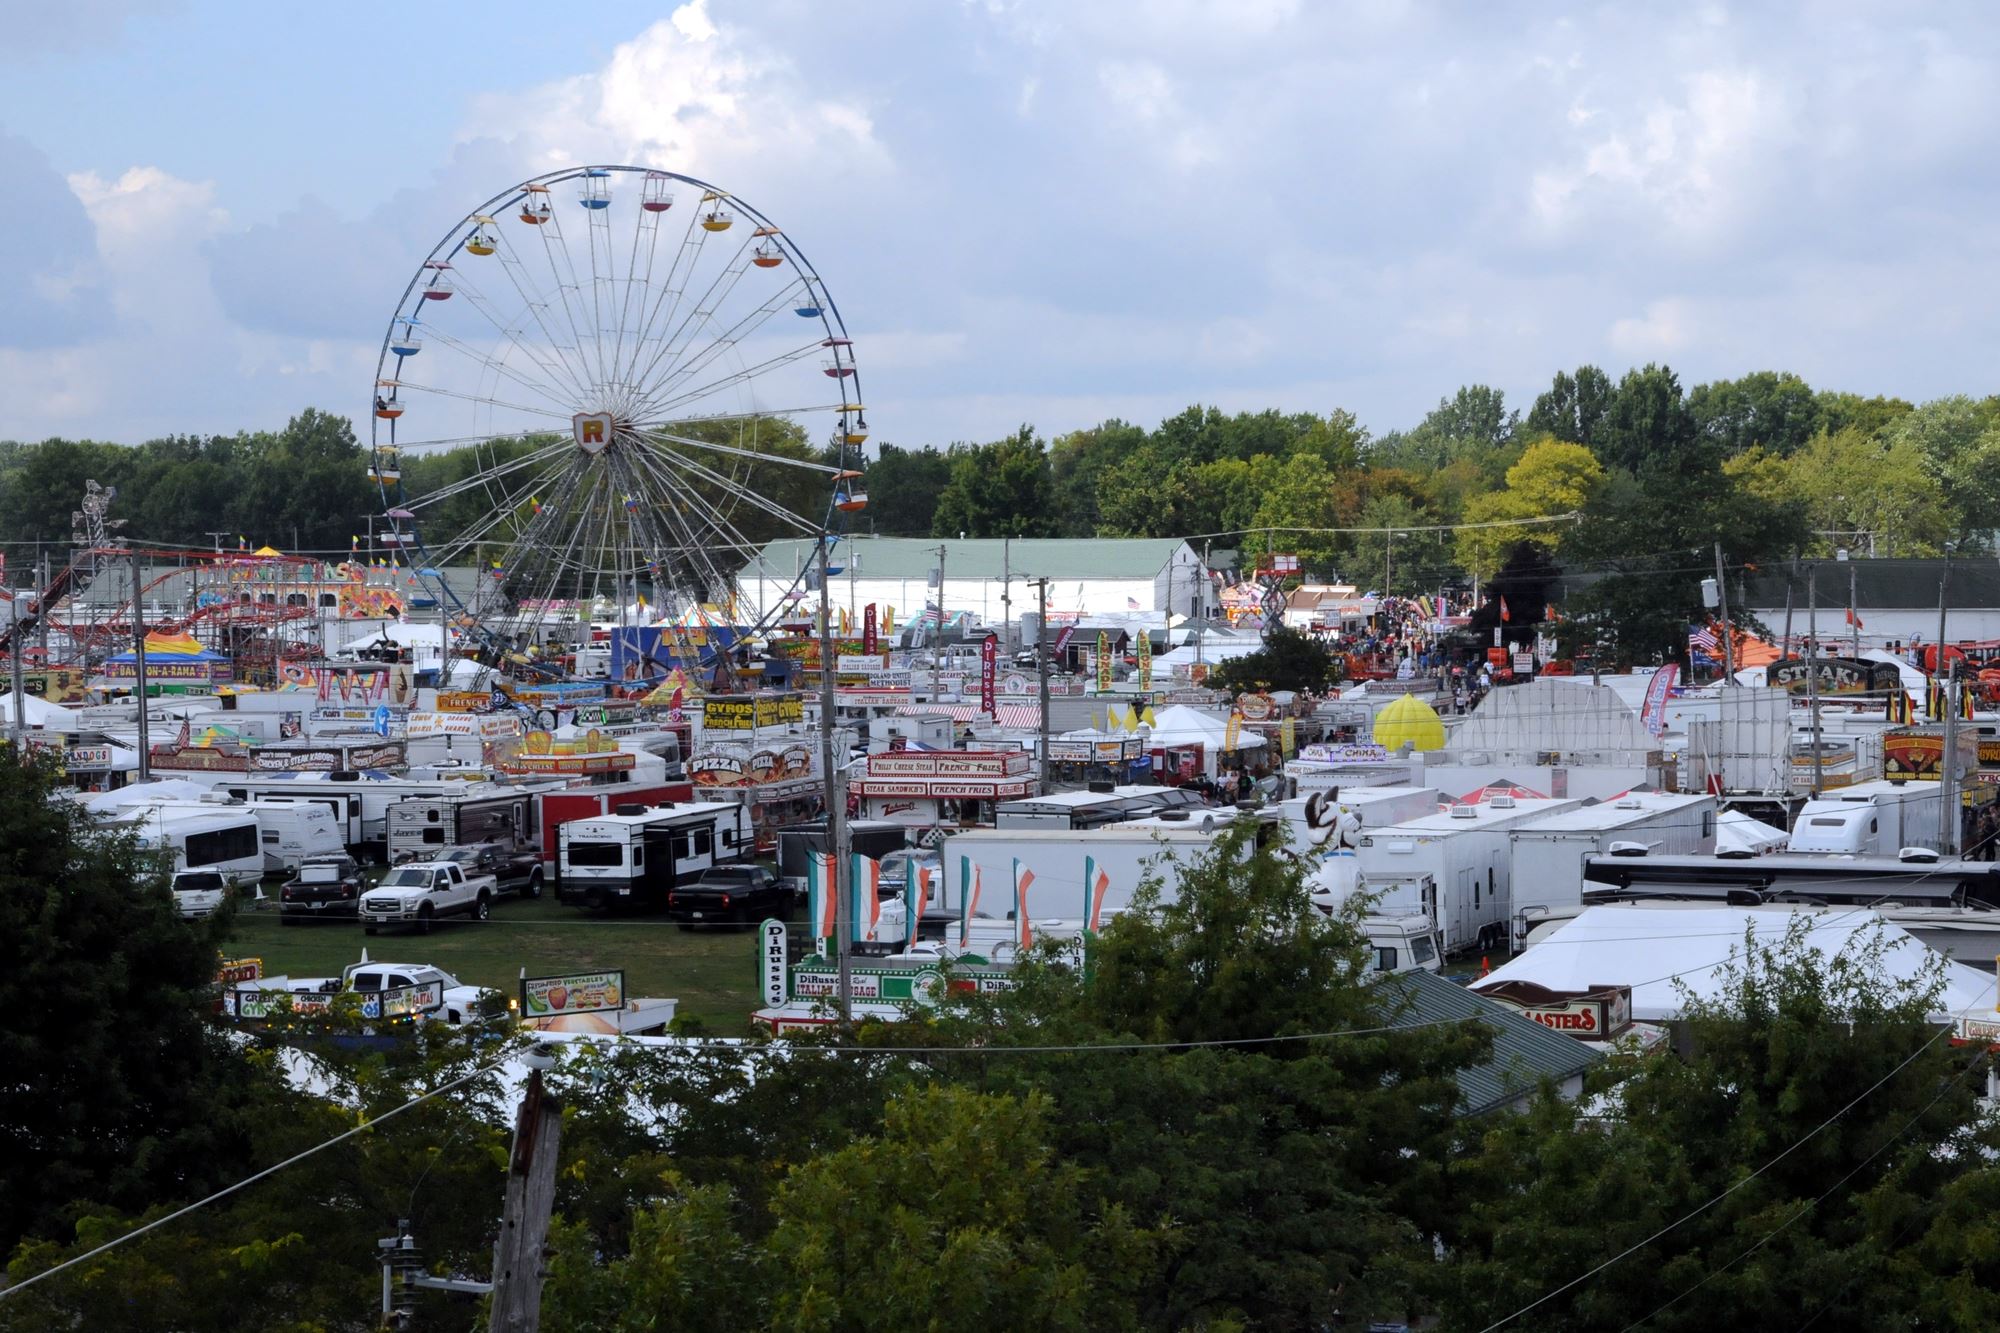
[1373,947,1399,972]
[566,841,623,867]
[262,829,280,845]
[422,828,445,844]
[186,823,259,868]
[1411,935,1437,965]
[693,829,712,857]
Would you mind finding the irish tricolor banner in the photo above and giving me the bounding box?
[910,864,931,946]
[1083,855,1111,932]
[958,855,981,949]
[806,851,837,948]
[851,853,882,942]
[1013,858,1035,951]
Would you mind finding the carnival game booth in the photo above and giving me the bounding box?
[850,748,1038,832]
[97,633,233,696]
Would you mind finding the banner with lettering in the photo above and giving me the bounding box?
[863,603,878,655]
[1096,630,1112,692]
[980,633,997,715]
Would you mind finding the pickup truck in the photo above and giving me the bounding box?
[360,860,496,935]
[229,957,499,1026]
[667,863,785,930]
[433,842,544,899]
[279,853,366,923]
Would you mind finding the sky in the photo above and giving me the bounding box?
[2,0,1998,451]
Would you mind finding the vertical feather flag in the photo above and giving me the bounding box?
[1886,688,1911,725]
[806,851,838,948]
[910,864,930,947]
[1927,681,1946,722]
[958,855,981,949]
[1499,596,1511,623]
[1012,858,1035,951]
[1083,855,1111,933]
[1964,682,1978,720]
[851,853,882,942]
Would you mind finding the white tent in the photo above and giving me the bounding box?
[1148,704,1268,751]
[1715,809,1789,855]
[79,777,215,813]
[1475,904,1995,1023]
[3,692,83,731]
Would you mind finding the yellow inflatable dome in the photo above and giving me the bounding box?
[1372,692,1446,752]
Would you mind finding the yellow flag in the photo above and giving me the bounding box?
[1224,710,1243,750]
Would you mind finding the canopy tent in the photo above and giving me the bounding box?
[1372,693,1446,752]
[1453,780,1549,805]
[2,692,82,731]
[1147,704,1269,751]
[1716,809,1789,855]
[105,634,228,664]
[79,777,215,813]
[1475,905,1995,1024]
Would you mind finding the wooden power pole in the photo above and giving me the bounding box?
[489,1069,564,1333]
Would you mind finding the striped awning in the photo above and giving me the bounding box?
[893,703,1041,729]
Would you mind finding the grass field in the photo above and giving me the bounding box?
[221,890,776,1031]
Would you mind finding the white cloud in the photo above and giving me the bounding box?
[1609,298,1695,356]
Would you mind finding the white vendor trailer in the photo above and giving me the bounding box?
[1314,796,1584,957]
[1508,792,1718,947]
[1786,779,1944,858]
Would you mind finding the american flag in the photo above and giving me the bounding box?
[1126,596,1141,609]
[1688,624,1720,655]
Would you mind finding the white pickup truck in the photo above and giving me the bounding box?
[360,859,497,935]
[227,957,498,1026]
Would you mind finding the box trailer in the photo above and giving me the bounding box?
[219,773,464,862]
[929,825,1443,973]
[1508,792,1717,946]
[1276,785,1443,861]
[557,801,754,910]
[387,787,542,863]
[1315,796,1585,957]
[993,786,1214,830]
[535,782,692,870]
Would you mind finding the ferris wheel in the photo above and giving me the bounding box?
[366,164,869,684]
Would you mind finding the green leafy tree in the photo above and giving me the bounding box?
[860,442,952,537]
[1046,419,1145,536]
[1205,623,1342,695]
[1436,918,1994,1332]
[0,746,254,1250]
[932,426,1056,537]
[1455,438,1604,578]
[1525,365,1614,448]
[941,823,1491,1328]
[1688,370,1822,455]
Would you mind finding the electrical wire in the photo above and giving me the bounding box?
[1471,992,1979,1333]
[0,1051,518,1305]
[1612,1038,1995,1332]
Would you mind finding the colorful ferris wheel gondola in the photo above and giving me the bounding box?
[641,171,675,212]
[373,380,405,420]
[420,260,454,301]
[519,184,552,225]
[699,190,733,232]
[388,317,421,358]
[580,167,612,210]
[821,337,855,378]
[465,216,499,255]
[751,226,785,268]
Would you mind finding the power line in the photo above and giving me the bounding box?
[1471,989,1978,1333]
[0,1051,518,1305]
[1613,1042,1993,1333]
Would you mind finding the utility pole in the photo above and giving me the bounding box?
[132,547,151,780]
[1197,540,1210,670]
[931,543,946,702]
[35,553,49,655]
[1849,558,1860,656]
[1781,566,1795,661]
[1032,577,1052,791]
[1712,542,1736,686]
[815,537,852,1021]
[488,1065,563,1333]
[9,586,26,747]
[1937,552,1958,857]
[1807,565,1821,798]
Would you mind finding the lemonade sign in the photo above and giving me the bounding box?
[521,969,626,1018]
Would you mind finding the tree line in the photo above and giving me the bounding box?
[4,369,1996,662]
[3,750,1996,1331]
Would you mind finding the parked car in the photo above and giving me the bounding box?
[434,842,544,899]
[360,860,497,935]
[171,869,230,920]
[279,853,367,924]
[667,863,784,930]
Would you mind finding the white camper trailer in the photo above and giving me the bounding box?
[116,807,266,886]
[1786,780,1944,858]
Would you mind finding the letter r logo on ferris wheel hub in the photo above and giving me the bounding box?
[572,412,613,455]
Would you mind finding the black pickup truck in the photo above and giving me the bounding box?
[667,864,784,930]
[279,854,367,924]
[434,843,545,900]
